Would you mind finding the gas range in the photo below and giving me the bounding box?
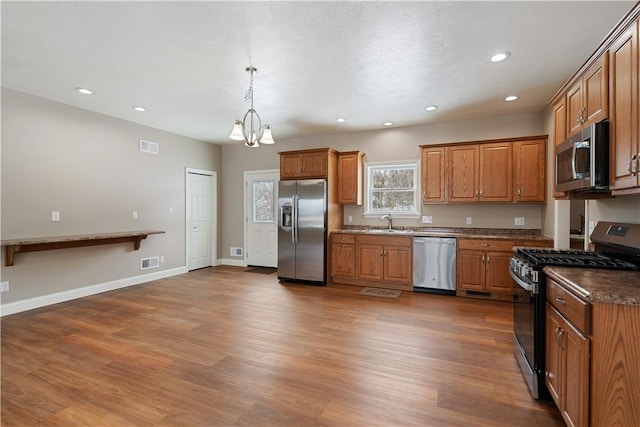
[510,221,640,401]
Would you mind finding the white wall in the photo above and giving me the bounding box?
[1,89,221,309]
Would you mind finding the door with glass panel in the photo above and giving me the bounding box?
[245,171,279,267]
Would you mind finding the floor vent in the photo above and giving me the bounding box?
[230,247,243,257]
[140,256,160,270]
[139,139,159,154]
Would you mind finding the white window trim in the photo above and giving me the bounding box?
[364,159,421,219]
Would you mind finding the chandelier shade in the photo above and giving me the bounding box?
[229,67,275,147]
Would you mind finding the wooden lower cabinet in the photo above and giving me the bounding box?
[458,238,552,300]
[457,239,516,298]
[331,233,412,291]
[330,233,355,279]
[546,303,590,427]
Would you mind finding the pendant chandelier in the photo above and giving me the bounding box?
[229,66,275,148]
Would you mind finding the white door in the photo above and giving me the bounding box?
[245,170,279,267]
[187,171,214,270]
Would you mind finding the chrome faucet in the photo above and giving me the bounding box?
[380,213,393,230]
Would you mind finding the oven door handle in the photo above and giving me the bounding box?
[509,268,535,293]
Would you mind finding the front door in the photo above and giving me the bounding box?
[245,170,279,267]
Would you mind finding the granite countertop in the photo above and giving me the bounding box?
[544,266,640,306]
[337,227,553,241]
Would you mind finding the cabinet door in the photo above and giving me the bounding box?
[447,145,479,203]
[514,139,546,203]
[337,152,362,205]
[280,153,303,179]
[331,243,355,278]
[484,251,513,293]
[567,81,584,137]
[553,98,568,200]
[458,249,485,290]
[563,319,590,427]
[422,146,446,203]
[383,246,412,283]
[357,244,384,281]
[583,54,608,126]
[301,151,328,178]
[546,303,564,406]
[479,143,512,202]
[609,22,639,191]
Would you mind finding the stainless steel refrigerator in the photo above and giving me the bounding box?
[277,179,327,285]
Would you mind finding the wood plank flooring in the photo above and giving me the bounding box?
[1,266,563,426]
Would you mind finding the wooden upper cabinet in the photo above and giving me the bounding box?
[337,151,364,205]
[478,142,512,202]
[567,54,609,137]
[280,149,331,179]
[609,20,640,193]
[552,98,569,199]
[447,145,479,203]
[514,139,546,203]
[421,135,546,204]
[421,146,446,203]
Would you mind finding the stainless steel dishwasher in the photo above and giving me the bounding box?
[413,237,456,294]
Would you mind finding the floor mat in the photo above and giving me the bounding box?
[359,287,402,299]
[245,267,278,274]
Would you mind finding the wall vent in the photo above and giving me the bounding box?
[140,256,160,270]
[230,247,244,257]
[139,139,159,154]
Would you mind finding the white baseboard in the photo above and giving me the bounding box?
[0,266,188,317]
[219,258,247,267]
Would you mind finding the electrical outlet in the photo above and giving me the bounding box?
[588,221,595,235]
[160,256,165,263]
[422,215,433,224]
[1,281,9,292]
[132,211,138,220]
[168,206,174,214]
[466,217,472,225]
[51,211,60,222]
[347,215,353,223]
[515,217,525,226]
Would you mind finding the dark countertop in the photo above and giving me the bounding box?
[336,227,553,241]
[544,266,640,306]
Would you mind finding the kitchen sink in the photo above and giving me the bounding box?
[361,229,413,234]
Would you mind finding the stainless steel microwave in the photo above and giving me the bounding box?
[555,121,609,192]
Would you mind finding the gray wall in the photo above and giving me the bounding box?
[221,111,549,260]
[1,89,221,304]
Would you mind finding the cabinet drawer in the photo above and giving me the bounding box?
[356,234,412,247]
[458,239,515,251]
[331,233,355,244]
[547,279,591,334]
[517,239,553,248]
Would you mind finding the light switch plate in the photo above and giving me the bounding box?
[51,211,60,222]
[132,211,138,220]
[422,215,433,224]
[515,217,525,226]
[1,281,9,292]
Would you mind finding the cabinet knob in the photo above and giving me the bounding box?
[555,296,566,305]
[481,243,490,247]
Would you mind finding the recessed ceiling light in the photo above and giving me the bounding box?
[383,122,393,126]
[132,106,147,112]
[425,105,438,111]
[336,118,346,123]
[490,52,511,63]
[505,95,518,102]
[75,87,93,95]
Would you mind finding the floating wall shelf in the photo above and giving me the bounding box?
[1,230,165,266]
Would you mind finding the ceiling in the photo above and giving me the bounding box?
[1,1,635,145]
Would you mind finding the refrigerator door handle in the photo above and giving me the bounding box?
[293,194,299,243]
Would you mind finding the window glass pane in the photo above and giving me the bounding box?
[366,162,419,215]
[253,180,274,223]
[371,167,415,189]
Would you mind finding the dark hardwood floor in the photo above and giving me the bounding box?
[1,266,563,426]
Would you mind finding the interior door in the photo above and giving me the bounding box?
[187,171,213,270]
[245,171,279,267]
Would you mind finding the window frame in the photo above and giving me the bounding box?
[364,160,421,218]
